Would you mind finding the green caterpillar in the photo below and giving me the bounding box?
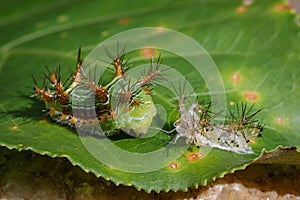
[32,48,161,136]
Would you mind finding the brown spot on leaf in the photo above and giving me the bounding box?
[118,17,130,25]
[141,47,156,58]
[276,117,283,125]
[232,73,240,83]
[244,91,259,101]
[236,6,248,13]
[187,152,202,161]
[11,126,19,131]
[275,4,292,11]
[156,26,165,33]
[169,162,178,170]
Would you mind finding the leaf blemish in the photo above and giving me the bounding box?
[10,125,19,131]
[244,91,259,101]
[169,162,178,171]
[187,152,202,161]
[236,6,248,13]
[236,0,254,13]
[276,117,283,125]
[231,73,240,83]
[118,17,130,25]
[275,4,292,11]
[156,27,165,33]
[141,47,156,58]
[57,15,69,23]
[101,30,109,37]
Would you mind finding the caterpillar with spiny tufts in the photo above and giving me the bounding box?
[172,86,264,154]
[32,47,263,154]
[32,47,163,136]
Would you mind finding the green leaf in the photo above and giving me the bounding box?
[0,0,299,192]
